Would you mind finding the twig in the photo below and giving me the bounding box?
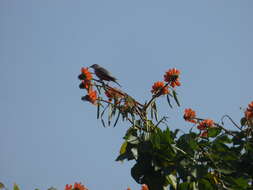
[221,115,242,131]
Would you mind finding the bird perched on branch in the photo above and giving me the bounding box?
[90,64,121,87]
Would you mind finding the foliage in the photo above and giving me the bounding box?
[77,66,253,190]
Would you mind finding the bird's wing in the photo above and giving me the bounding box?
[99,67,117,80]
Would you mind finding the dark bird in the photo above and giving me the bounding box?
[90,64,121,87]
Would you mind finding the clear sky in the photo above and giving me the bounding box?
[0,1,252,190]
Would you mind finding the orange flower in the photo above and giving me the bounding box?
[65,183,88,190]
[80,67,93,81]
[151,81,169,95]
[183,108,197,123]
[245,101,253,120]
[73,182,88,190]
[141,184,149,190]
[82,89,97,105]
[164,68,181,88]
[79,80,92,90]
[126,188,131,190]
[65,184,72,190]
[197,119,214,130]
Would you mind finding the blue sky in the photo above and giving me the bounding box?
[0,1,252,190]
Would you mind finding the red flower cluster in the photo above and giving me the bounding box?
[79,67,93,91]
[197,119,214,138]
[183,108,197,123]
[196,119,214,138]
[164,68,181,88]
[80,80,92,90]
[78,67,98,105]
[82,89,97,105]
[81,67,92,80]
[126,184,149,190]
[150,68,181,96]
[245,101,253,120]
[151,81,169,96]
[65,182,88,190]
[197,119,214,130]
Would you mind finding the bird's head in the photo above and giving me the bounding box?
[90,64,100,69]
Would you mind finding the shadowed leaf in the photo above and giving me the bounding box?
[166,94,173,108]
[14,184,20,190]
[172,90,180,106]
[0,183,4,189]
[208,127,221,137]
[240,117,247,127]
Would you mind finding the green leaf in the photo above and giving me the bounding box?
[101,104,109,118]
[233,177,249,189]
[176,133,198,155]
[131,163,144,184]
[113,110,121,127]
[120,141,128,155]
[14,183,20,190]
[198,179,213,190]
[97,101,100,119]
[153,101,158,121]
[190,182,198,190]
[166,94,173,108]
[131,148,138,159]
[108,104,112,126]
[124,127,138,139]
[216,168,234,174]
[172,90,180,107]
[95,85,101,94]
[215,134,232,144]
[166,173,177,189]
[116,143,136,162]
[101,118,106,127]
[240,117,247,127]
[151,102,154,119]
[224,176,250,189]
[125,135,139,145]
[115,153,127,161]
[208,127,221,137]
[0,183,5,189]
[178,182,190,190]
[47,188,57,190]
[171,129,180,139]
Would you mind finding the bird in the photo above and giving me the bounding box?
[89,64,121,87]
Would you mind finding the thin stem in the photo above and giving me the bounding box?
[221,115,242,131]
[155,116,167,128]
